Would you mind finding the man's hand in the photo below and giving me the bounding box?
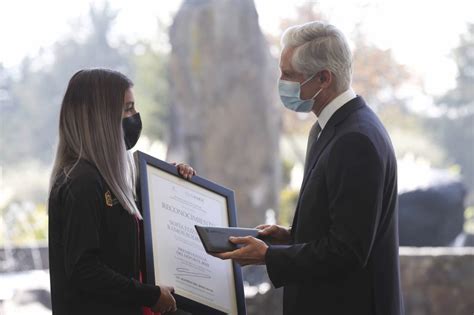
[151,285,177,314]
[172,162,196,179]
[213,236,268,266]
[256,224,292,245]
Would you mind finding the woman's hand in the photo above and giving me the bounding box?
[151,285,177,314]
[256,224,292,245]
[172,162,196,179]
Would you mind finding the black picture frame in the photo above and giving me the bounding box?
[135,150,246,315]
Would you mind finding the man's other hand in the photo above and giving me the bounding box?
[256,224,292,245]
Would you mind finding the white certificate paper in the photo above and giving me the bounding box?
[146,165,238,314]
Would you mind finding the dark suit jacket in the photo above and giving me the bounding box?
[265,96,404,315]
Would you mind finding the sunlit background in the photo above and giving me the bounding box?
[1,0,473,314]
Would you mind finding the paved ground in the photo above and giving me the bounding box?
[0,270,51,315]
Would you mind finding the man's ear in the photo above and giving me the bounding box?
[319,70,332,88]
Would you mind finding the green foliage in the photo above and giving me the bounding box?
[278,188,299,227]
[277,159,298,226]
[465,206,474,233]
[0,203,48,246]
[281,158,294,187]
[131,42,170,140]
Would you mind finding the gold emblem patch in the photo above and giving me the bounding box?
[105,190,113,207]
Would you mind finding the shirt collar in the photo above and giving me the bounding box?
[316,88,356,130]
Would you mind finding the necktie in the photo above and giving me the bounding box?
[304,121,322,174]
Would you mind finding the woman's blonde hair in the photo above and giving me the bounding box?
[50,68,142,219]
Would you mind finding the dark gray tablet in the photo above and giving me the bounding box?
[195,225,261,253]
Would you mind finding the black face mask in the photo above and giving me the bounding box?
[122,113,142,150]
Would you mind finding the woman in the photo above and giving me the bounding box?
[48,68,195,315]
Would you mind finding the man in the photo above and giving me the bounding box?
[215,21,404,314]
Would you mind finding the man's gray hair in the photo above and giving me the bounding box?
[281,21,352,92]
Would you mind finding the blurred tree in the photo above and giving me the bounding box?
[0,2,172,245]
[0,2,133,166]
[0,64,14,113]
[435,23,474,202]
[351,30,411,112]
[0,2,171,168]
[0,63,17,160]
[378,105,447,165]
[131,41,170,140]
[439,24,474,109]
[0,202,48,246]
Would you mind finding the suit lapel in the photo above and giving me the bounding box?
[300,125,335,192]
[290,97,366,236]
[301,97,365,192]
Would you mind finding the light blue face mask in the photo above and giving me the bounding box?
[278,74,323,112]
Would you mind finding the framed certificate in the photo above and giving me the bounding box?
[135,151,246,315]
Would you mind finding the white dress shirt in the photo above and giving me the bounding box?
[317,88,356,131]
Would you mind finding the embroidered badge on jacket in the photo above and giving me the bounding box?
[105,190,114,207]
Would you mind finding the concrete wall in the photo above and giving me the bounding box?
[399,247,474,315]
[1,246,473,314]
[245,247,474,315]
